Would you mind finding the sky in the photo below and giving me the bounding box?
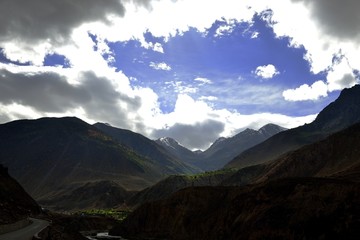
[0,0,359,150]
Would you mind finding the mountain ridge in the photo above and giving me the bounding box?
[157,123,286,170]
[94,122,199,174]
[0,117,195,206]
[226,84,360,169]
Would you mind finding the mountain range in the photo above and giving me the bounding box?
[226,84,360,169]
[122,85,360,208]
[112,86,360,239]
[0,117,196,205]
[156,123,286,171]
[126,121,360,208]
[0,113,286,210]
[1,84,360,239]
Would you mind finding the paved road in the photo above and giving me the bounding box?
[0,218,49,240]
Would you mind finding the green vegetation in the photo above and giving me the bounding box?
[183,168,237,180]
[75,209,131,222]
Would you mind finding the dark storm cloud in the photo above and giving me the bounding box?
[0,69,142,129]
[292,0,360,41]
[78,71,142,126]
[0,114,10,124]
[153,120,225,150]
[0,0,125,45]
[0,69,90,112]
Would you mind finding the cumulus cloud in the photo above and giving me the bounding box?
[0,0,125,64]
[292,0,360,42]
[0,65,145,131]
[254,64,279,79]
[259,0,360,102]
[0,0,125,43]
[214,19,237,37]
[282,57,358,102]
[283,80,328,101]
[149,62,171,71]
[327,58,358,91]
[141,41,164,53]
[0,68,89,112]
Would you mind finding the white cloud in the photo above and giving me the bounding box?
[327,58,358,92]
[283,80,328,101]
[149,62,171,71]
[258,0,360,93]
[165,81,198,94]
[139,38,164,53]
[199,96,218,101]
[149,94,316,149]
[214,19,237,37]
[282,56,358,102]
[251,31,260,39]
[254,64,279,79]
[194,77,212,85]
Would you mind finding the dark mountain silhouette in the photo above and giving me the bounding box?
[231,121,360,185]
[0,164,40,224]
[94,123,199,174]
[0,117,193,204]
[112,179,360,240]
[156,124,285,171]
[227,84,360,169]
[223,121,360,186]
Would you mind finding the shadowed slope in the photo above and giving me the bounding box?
[227,84,360,169]
[0,164,40,224]
[112,179,360,240]
[0,117,178,201]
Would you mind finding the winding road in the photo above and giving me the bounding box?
[0,218,49,240]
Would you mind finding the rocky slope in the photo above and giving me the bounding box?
[0,164,40,224]
[227,84,360,169]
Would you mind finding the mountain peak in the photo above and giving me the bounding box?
[309,84,360,132]
[259,124,287,137]
[158,137,182,149]
[211,137,227,146]
[243,128,257,134]
[95,122,112,127]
